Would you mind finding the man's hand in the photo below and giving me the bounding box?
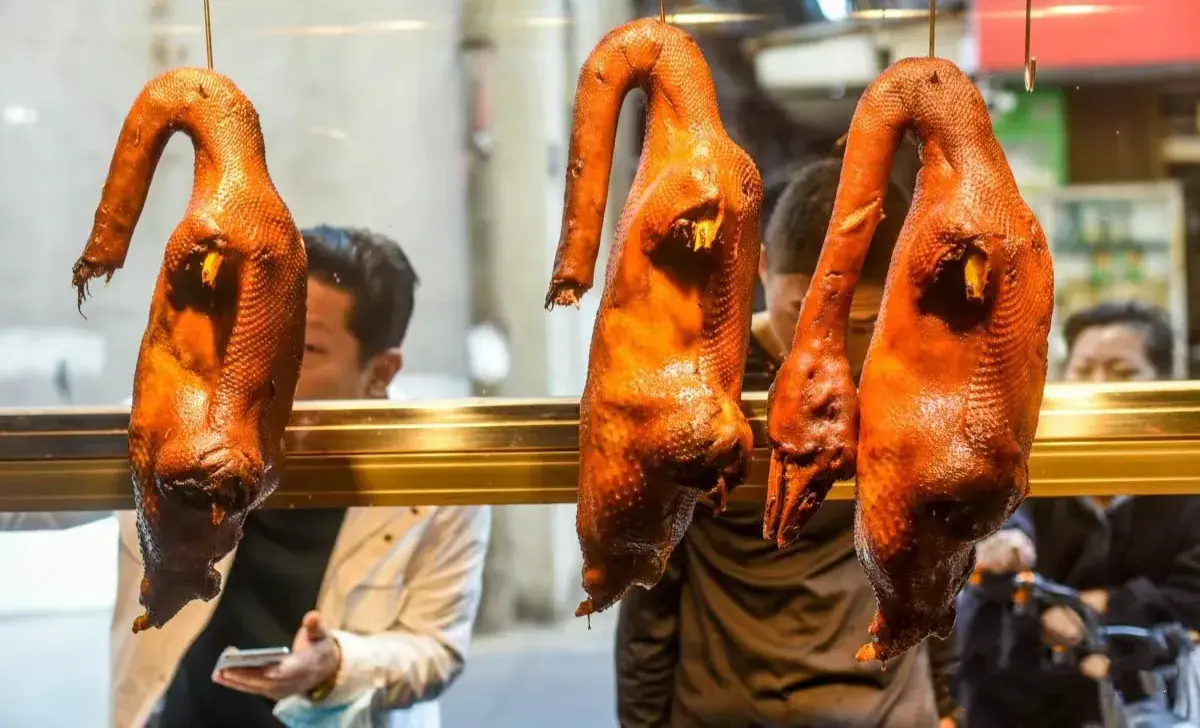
[214,611,341,702]
[1079,654,1112,682]
[975,529,1036,573]
[939,718,959,728]
[1080,589,1108,614]
[1039,605,1085,647]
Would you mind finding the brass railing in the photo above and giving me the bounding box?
[0,382,1197,511]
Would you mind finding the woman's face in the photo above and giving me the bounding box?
[1064,323,1159,383]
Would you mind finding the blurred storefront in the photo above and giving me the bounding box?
[2,1,1200,726]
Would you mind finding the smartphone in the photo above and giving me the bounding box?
[215,646,290,671]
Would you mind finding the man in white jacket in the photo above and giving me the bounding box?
[1,226,490,728]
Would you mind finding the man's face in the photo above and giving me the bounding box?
[762,272,883,374]
[1064,323,1159,383]
[296,278,402,401]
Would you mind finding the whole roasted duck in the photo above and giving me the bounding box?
[73,68,307,632]
[762,58,1053,662]
[546,18,762,617]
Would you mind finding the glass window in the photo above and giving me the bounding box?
[3,1,1199,726]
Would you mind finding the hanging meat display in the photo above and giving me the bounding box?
[72,67,307,632]
[763,57,1054,663]
[546,17,763,617]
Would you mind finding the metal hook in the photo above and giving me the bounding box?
[659,0,667,23]
[928,0,936,58]
[203,0,214,69]
[1024,0,1037,92]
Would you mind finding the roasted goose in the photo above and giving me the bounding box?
[72,68,307,632]
[546,18,762,617]
[762,58,1053,662]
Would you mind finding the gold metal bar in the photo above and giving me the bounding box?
[1,382,1199,511]
[928,0,936,57]
[203,0,213,69]
[1024,0,1037,91]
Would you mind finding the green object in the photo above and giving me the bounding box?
[991,89,1067,190]
[1124,250,1145,284]
[1089,266,1115,289]
[1089,251,1115,289]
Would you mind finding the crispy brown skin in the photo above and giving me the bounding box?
[72,68,307,633]
[762,58,1053,663]
[546,18,762,617]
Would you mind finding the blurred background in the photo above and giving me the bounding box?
[2,0,1199,725]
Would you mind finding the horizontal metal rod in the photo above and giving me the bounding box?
[1,382,1198,511]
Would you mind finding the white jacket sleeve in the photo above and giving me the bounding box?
[321,504,491,710]
[0,511,112,531]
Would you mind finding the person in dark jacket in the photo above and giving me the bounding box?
[957,301,1200,728]
[615,140,960,728]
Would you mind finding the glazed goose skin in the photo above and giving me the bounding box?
[72,68,307,632]
[546,18,762,617]
[762,58,1053,662]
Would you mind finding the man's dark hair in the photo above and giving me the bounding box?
[762,160,811,226]
[764,146,914,284]
[301,225,419,361]
[1064,300,1174,377]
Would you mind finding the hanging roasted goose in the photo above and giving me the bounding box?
[72,67,307,632]
[762,57,1054,663]
[546,17,763,617]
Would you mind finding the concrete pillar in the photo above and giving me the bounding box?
[468,0,635,631]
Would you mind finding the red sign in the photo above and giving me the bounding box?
[976,0,1200,74]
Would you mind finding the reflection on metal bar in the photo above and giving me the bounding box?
[1,382,1199,511]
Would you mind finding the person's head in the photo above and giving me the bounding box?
[297,225,419,401]
[1063,301,1173,382]
[761,161,810,226]
[760,156,911,371]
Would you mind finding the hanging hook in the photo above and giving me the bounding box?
[203,0,214,69]
[1024,0,1037,92]
[928,0,936,58]
[659,0,667,23]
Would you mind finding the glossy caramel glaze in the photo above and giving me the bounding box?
[762,58,1053,662]
[546,18,762,617]
[72,68,307,632]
